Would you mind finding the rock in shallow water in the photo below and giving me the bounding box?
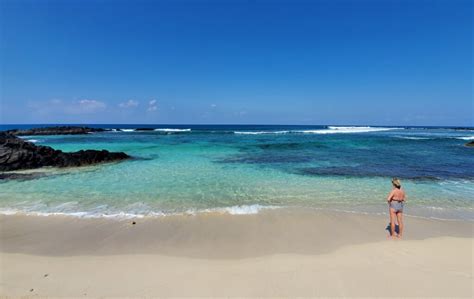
[0,172,48,180]
[465,141,474,147]
[0,132,130,171]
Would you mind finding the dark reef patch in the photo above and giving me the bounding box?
[216,153,314,164]
[296,166,442,181]
[256,142,326,150]
[453,127,474,131]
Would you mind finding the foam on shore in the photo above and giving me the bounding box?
[0,204,282,219]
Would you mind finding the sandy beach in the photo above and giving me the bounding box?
[1,209,472,297]
[2,0,473,296]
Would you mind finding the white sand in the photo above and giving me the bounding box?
[0,210,472,297]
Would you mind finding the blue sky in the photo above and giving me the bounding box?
[0,0,472,125]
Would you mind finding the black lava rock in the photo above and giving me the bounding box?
[6,126,106,136]
[0,132,130,171]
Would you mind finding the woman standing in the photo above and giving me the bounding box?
[387,178,405,238]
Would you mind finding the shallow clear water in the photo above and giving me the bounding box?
[1,125,473,220]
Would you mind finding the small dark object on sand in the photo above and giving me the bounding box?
[30,288,34,292]
[44,274,49,277]
[132,221,136,225]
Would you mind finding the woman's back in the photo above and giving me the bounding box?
[391,188,405,201]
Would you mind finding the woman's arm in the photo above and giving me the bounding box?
[387,190,394,203]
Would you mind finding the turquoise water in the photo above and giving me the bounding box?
[1,125,473,219]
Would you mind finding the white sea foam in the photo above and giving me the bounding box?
[234,131,290,135]
[201,204,281,215]
[393,135,474,141]
[1,204,471,221]
[234,126,401,135]
[154,128,191,132]
[120,129,136,132]
[0,204,281,219]
[394,136,432,140]
[456,136,474,140]
[300,126,401,134]
[0,209,18,215]
[19,136,41,142]
[0,209,151,219]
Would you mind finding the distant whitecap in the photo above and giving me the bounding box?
[154,128,191,132]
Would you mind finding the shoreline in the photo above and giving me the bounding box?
[1,209,473,297]
[1,202,473,222]
[1,208,472,258]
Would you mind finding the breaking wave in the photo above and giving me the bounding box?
[234,126,401,135]
[0,204,281,219]
[234,131,290,135]
[154,128,191,132]
[456,136,474,140]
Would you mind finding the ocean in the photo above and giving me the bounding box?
[1,125,473,220]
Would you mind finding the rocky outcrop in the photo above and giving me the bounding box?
[0,132,129,171]
[453,127,474,131]
[465,141,474,147]
[135,128,155,131]
[6,126,106,136]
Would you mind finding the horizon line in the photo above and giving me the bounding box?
[1,123,473,128]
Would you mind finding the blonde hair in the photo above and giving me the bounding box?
[392,178,401,189]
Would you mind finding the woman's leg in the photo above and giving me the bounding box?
[396,212,403,238]
[389,208,397,237]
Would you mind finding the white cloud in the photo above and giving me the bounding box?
[79,99,106,112]
[28,98,107,115]
[147,99,158,112]
[210,104,217,108]
[50,99,62,104]
[118,99,139,108]
[67,99,107,114]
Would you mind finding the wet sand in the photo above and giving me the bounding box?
[1,209,472,297]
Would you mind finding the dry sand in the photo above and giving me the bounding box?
[0,209,473,297]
